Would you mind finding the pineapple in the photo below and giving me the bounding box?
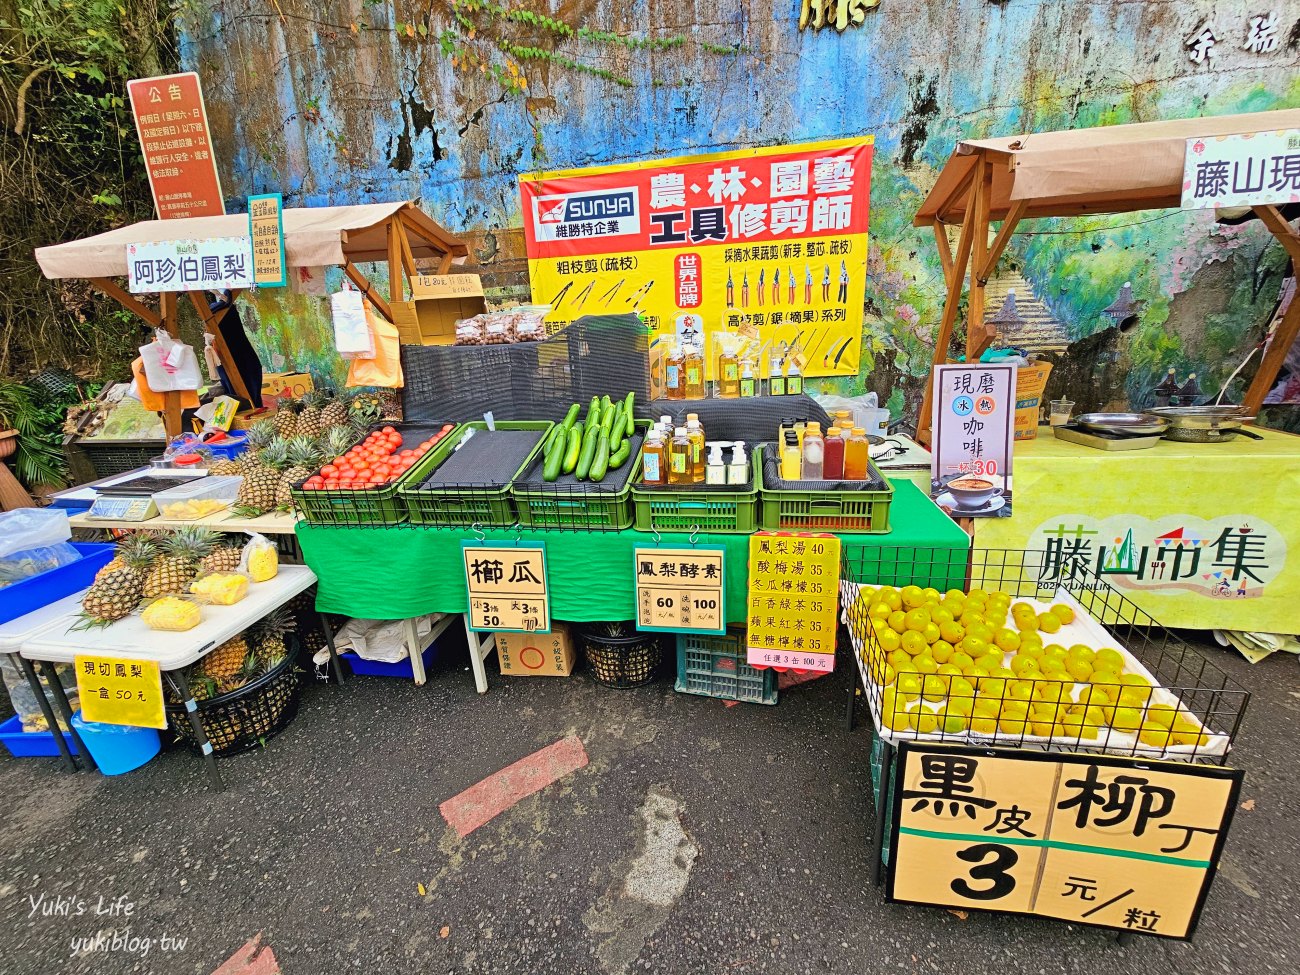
[201,535,245,574]
[79,535,155,626]
[254,608,296,673]
[319,425,358,463]
[233,438,287,515]
[94,533,156,581]
[218,652,262,695]
[240,419,277,470]
[319,389,351,430]
[295,392,324,439]
[208,456,242,476]
[187,674,220,702]
[348,395,383,435]
[277,436,321,510]
[202,632,250,683]
[142,526,217,598]
[273,399,300,439]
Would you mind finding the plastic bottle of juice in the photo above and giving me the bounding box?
[684,344,706,398]
[844,427,870,480]
[823,426,845,479]
[802,422,825,479]
[665,345,685,400]
[686,414,706,484]
[780,431,802,480]
[669,427,693,485]
[642,430,667,485]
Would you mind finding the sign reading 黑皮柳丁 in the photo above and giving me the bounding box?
[519,138,873,379]
[888,743,1243,939]
[462,543,551,634]
[126,237,254,293]
[126,72,225,220]
[1182,129,1300,209]
[930,364,1015,518]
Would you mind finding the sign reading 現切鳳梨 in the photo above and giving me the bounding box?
[1182,129,1300,209]
[888,743,1242,939]
[462,543,551,634]
[248,193,286,288]
[634,547,725,634]
[520,138,873,379]
[745,532,840,672]
[126,72,225,220]
[127,237,254,293]
[930,364,1016,518]
[74,655,167,729]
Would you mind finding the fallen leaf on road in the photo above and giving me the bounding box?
[1240,798,1256,811]
[439,926,450,939]
[417,883,427,897]
[948,909,968,920]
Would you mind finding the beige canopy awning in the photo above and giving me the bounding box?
[914,108,1300,225]
[35,200,468,279]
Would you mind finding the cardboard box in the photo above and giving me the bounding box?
[495,623,577,676]
[393,273,488,345]
[1014,361,1053,441]
[261,371,314,402]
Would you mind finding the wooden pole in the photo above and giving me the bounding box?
[88,277,161,328]
[342,261,393,321]
[1241,208,1300,416]
[966,160,993,360]
[386,216,404,304]
[158,291,183,437]
[979,199,1028,284]
[186,290,253,405]
[933,221,955,288]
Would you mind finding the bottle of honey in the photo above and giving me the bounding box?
[686,414,706,484]
[642,430,667,485]
[669,427,693,485]
[718,342,740,399]
[665,345,685,400]
[684,344,706,398]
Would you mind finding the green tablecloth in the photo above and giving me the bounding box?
[297,479,969,621]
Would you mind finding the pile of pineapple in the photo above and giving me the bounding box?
[210,389,383,516]
[186,608,296,702]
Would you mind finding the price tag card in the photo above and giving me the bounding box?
[887,743,1244,939]
[634,547,726,634]
[745,532,840,672]
[462,543,551,633]
[74,655,166,729]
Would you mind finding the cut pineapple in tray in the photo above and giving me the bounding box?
[190,572,249,605]
[142,596,202,631]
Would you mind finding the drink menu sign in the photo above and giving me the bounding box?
[930,363,1015,518]
[127,72,225,219]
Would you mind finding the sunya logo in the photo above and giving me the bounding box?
[537,189,637,225]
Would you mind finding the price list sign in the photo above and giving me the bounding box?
[888,743,1243,939]
[930,363,1015,518]
[248,192,286,288]
[462,543,551,633]
[74,655,166,729]
[745,532,840,672]
[634,547,726,634]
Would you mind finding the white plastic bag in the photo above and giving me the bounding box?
[332,615,440,664]
[331,285,374,359]
[0,509,79,588]
[139,329,202,391]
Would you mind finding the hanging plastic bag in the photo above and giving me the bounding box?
[241,533,279,582]
[346,303,404,389]
[203,333,221,381]
[139,328,202,391]
[0,508,79,587]
[331,283,374,360]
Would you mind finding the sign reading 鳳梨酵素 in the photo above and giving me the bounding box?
[1182,129,1300,209]
[74,655,167,729]
[126,237,254,293]
[745,532,840,672]
[931,363,1016,518]
[888,742,1243,939]
[462,543,550,634]
[634,547,725,634]
[127,72,225,220]
[248,193,286,288]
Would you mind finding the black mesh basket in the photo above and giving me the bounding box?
[579,623,663,688]
[165,646,302,756]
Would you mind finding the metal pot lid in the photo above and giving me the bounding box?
[1076,412,1169,435]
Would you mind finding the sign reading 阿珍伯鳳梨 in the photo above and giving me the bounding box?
[127,237,254,293]
[1182,129,1300,209]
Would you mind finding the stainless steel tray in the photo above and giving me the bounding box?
[1076,412,1168,436]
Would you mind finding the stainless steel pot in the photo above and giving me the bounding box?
[1076,412,1169,436]
[1150,406,1261,442]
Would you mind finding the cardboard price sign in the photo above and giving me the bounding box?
[888,743,1243,939]
[745,532,840,672]
[248,193,286,288]
[462,543,551,634]
[634,547,725,634]
[74,655,166,729]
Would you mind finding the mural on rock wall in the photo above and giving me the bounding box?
[179,1,1300,421]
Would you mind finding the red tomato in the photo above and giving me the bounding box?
[382,425,396,434]
[414,446,428,457]
[441,424,453,432]
[374,465,391,477]
[324,479,340,489]
[321,465,337,477]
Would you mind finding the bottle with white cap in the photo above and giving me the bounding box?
[728,442,749,486]
[705,443,727,485]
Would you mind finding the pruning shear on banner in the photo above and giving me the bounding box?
[572,279,597,310]
[600,279,625,306]
[549,281,575,307]
[626,280,655,306]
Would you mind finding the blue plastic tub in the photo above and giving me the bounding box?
[0,713,79,758]
[168,432,249,461]
[70,711,160,775]
[342,638,440,678]
[0,542,115,625]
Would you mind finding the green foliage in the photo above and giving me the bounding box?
[0,380,70,490]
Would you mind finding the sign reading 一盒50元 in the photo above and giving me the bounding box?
[888,742,1243,939]
[634,547,725,634]
[745,532,840,672]
[462,543,550,633]
[74,655,167,729]
[519,138,873,379]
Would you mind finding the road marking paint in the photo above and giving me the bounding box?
[439,734,588,838]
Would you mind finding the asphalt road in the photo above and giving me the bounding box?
[1,637,1296,975]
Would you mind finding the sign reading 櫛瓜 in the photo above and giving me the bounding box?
[127,237,254,293]
[635,547,725,634]
[888,743,1243,939]
[74,655,166,729]
[745,532,839,672]
[520,138,872,379]
[1182,129,1300,209]
[931,364,1016,518]
[248,193,286,288]
[127,72,225,220]
[462,543,550,634]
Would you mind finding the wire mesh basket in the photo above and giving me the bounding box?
[579,623,663,688]
[165,645,302,757]
[840,547,1248,765]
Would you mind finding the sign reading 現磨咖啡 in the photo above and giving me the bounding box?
[127,237,254,293]
[888,742,1243,939]
[931,363,1015,518]
[462,543,550,634]
[1182,129,1300,209]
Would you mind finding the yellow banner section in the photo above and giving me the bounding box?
[74,655,167,729]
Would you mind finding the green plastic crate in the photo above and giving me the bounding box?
[675,629,777,705]
[512,421,649,531]
[757,446,893,533]
[290,423,462,527]
[398,421,553,527]
[631,466,760,535]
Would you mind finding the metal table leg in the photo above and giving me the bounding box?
[462,614,491,695]
[16,657,77,772]
[317,612,346,686]
[41,661,96,772]
[164,668,223,792]
[869,739,894,888]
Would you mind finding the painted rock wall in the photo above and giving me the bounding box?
[180,1,1300,420]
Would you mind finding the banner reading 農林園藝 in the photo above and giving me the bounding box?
[519,138,872,379]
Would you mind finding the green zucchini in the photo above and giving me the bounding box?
[562,427,581,473]
[600,394,612,415]
[542,439,564,481]
[608,409,627,448]
[590,434,611,482]
[623,391,635,421]
[576,427,599,480]
[562,403,580,430]
[543,424,563,457]
[586,396,600,425]
[608,441,631,469]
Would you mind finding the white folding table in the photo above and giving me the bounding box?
[21,566,333,790]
